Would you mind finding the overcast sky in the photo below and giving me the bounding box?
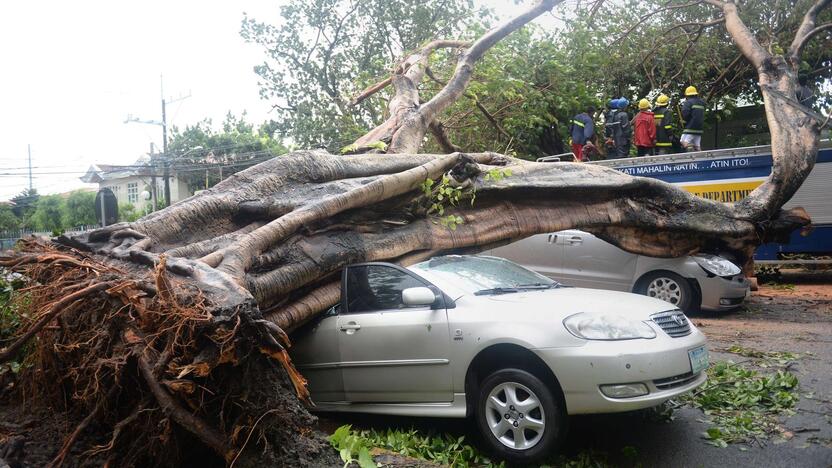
[0,0,560,201]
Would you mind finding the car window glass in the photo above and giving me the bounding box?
[410,256,553,294]
[345,265,428,313]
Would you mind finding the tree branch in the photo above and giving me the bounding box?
[424,66,511,139]
[613,0,704,45]
[789,21,832,61]
[707,52,745,99]
[789,0,832,61]
[418,0,561,125]
[429,121,463,153]
[350,76,392,106]
[713,1,770,69]
[349,40,471,106]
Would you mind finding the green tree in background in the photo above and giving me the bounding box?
[10,188,39,227]
[30,195,65,233]
[167,113,287,192]
[0,206,19,231]
[118,203,142,223]
[64,190,97,227]
[241,0,487,152]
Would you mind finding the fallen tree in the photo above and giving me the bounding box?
[0,0,829,465]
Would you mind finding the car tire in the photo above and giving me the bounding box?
[635,270,696,312]
[475,369,565,465]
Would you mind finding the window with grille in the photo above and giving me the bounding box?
[127,182,138,203]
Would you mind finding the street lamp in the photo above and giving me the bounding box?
[140,190,151,215]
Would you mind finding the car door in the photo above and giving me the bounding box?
[487,232,564,279]
[289,305,345,402]
[557,229,637,291]
[338,264,452,403]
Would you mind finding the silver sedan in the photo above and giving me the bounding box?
[291,255,708,464]
[488,229,750,312]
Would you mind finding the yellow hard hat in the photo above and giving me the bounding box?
[685,86,698,96]
[656,94,669,106]
[638,99,650,110]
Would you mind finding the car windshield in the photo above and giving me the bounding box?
[410,256,558,295]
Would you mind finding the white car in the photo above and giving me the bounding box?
[291,255,708,464]
[488,229,750,312]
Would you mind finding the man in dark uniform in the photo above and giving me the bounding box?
[680,85,705,152]
[653,94,674,155]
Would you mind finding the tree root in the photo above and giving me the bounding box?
[48,386,117,468]
[135,348,231,461]
[0,281,116,363]
[0,241,313,466]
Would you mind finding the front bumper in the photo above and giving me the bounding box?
[533,329,708,414]
[698,274,750,311]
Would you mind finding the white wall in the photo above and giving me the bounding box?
[100,174,194,210]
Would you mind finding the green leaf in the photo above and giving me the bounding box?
[330,424,352,447]
[357,447,376,468]
[339,448,352,463]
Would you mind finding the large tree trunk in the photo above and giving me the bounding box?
[1,0,828,465]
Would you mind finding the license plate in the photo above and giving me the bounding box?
[689,346,709,374]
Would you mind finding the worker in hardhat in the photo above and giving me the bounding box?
[633,99,656,157]
[680,86,706,152]
[653,94,674,155]
[605,98,631,159]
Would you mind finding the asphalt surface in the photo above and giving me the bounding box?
[319,276,832,467]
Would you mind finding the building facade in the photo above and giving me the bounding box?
[80,163,192,210]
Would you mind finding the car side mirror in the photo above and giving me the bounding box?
[402,287,436,307]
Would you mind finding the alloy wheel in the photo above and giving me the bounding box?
[646,276,682,305]
[484,381,545,450]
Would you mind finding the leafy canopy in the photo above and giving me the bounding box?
[0,206,20,231]
[244,0,831,158]
[167,113,287,191]
[30,194,65,233]
[64,190,97,228]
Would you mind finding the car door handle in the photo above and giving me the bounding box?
[568,236,583,244]
[339,322,361,334]
[547,234,558,244]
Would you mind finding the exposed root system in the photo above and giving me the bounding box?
[0,240,320,467]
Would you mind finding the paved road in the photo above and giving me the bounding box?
[321,278,832,467]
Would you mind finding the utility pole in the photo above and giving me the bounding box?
[149,142,158,211]
[27,144,33,191]
[124,74,189,207]
[161,89,170,206]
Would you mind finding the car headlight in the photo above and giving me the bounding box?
[563,313,656,340]
[693,254,741,277]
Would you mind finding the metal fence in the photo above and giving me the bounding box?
[0,225,99,250]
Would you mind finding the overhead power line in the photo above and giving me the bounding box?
[0,152,279,177]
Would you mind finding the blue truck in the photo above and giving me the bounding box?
[588,144,832,262]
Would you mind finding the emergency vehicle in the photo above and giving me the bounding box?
[588,144,832,262]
